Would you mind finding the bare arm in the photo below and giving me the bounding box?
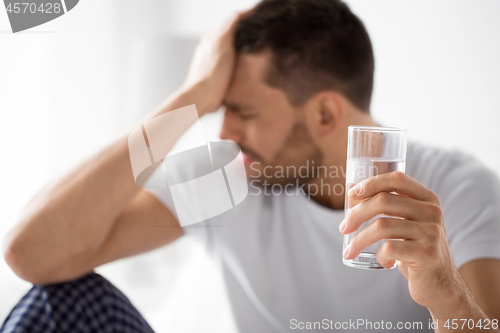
[3,12,244,285]
[422,259,500,332]
[38,190,184,284]
[3,87,207,285]
[454,259,500,328]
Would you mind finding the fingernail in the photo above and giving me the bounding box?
[343,245,350,259]
[348,185,360,197]
[339,219,346,233]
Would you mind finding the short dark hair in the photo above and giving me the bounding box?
[235,0,374,111]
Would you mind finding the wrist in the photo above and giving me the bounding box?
[428,292,470,322]
[427,272,471,319]
[427,278,491,332]
[177,79,220,117]
[143,80,221,123]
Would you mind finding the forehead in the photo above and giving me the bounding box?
[225,51,277,107]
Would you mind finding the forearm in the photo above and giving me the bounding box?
[429,277,500,333]
[3,84,208,283]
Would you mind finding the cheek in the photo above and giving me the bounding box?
[246,121,286,160]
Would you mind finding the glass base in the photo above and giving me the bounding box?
[342,252,397,270]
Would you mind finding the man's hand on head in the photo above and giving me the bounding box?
[181,11,250,116]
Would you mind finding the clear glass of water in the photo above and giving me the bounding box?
[343,126,408,270]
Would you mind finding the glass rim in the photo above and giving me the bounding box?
[348,125,407,133]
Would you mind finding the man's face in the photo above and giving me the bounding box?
[219,52,323,185]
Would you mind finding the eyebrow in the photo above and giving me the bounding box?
[222,101,255,112]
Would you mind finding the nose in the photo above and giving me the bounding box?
[219,109,244,144]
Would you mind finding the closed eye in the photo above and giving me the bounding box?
[239,113,257,120]
[223,103,258,121]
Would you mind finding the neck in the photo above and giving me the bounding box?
[308,109,378,210]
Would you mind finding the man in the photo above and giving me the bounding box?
[3,0,500,332]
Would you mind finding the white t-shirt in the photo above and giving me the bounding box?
[148,140,500,332]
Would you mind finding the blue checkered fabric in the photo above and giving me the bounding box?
[0,273,154,333]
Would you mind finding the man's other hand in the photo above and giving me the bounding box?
[339,171,463,311]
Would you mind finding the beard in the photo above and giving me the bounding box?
[243,119,324,187]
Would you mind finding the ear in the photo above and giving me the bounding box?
[309,91,345,138]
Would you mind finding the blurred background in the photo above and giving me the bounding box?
[1,0,499,331]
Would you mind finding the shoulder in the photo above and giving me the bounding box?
[406,141,500,203]
[407,142,500,268]
[407,141,500,247]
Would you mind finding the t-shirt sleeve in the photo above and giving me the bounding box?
[146,174,212,249]
[146,187,177,220]
[147,186,215,248]
[433,151,500,269]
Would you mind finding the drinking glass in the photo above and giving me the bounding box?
[343,126,408,269]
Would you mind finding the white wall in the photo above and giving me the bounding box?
[1,1,499,331]
[350,0,500,173]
